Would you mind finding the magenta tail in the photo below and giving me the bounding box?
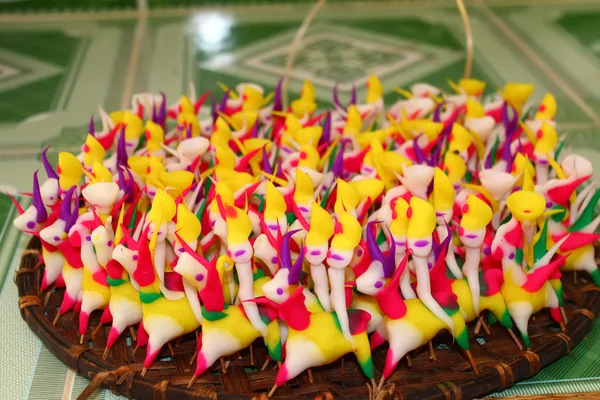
[106,327,122,349]
[137,323,149,347]
[382,350,399,379]
[100,306,112,324]
[275,363,288,387]
[144,347,160,369]
[370,331,386,350]
[79,312,90,336]
[194,352,208,377]
[59,292,76,314]
[550,307,562,324]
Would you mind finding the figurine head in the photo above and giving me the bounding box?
[328,211,362,269]
[459,194,493,248]
[305,202,334,265]
[432,167,455,224]
[406,196,436,257]
[14,171,49,234]
[262,230,304,304]
[356,221,396,296]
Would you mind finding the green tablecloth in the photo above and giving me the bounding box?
[3,0,600,398]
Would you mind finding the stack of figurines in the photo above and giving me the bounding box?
[14,77,600,395]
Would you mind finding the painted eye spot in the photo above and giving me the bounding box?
[54,236,60,242]
[276,288,284,295]
[546,201,552,209]
[133,254,138,260]
[195,273,204,281]
[179,247,185,253]
[508,253,515,260]
[85,236,91,242]
[356,249,363,257]
[27,221,35,229]
[271,256,278,264]
[49,196,54,201]
[414,239,429,248]
[234,249,246,257]
[483,247,491,256]
[310,250,321,256]
[374,281,383,289]
[126,142,134,147]
[107,241,113,247]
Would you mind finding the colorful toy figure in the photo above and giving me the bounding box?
[16,79,600,395]
[492,191,568,349]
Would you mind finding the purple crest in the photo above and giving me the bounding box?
[41,147,59,180]
[32,170,48,223]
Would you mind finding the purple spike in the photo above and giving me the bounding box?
[59,186,76,222]
[509,104,519,134]
[152,99,158,124]
[432,134,445,167]
[281,229,301,273]
[159,92,167,127]
[32,171,48,223]
[41,147,59,180]
[330,142,345,177]
[186,124,192,139]
[432,102,443,123]
[289,244,305,285]
[88,116,95,137]
[434,223,452,260]
[219,90,229,114]
[332,83,341,109]
[117,126,127,166]
[484,147,494,170]
[262,146,273,175]
[413,135,427,164]
[502,130,516,173]
[275,159,284,180]
[251,118,260,138]
[211,94,218,123]
[320,111,331,146]
[117,167,132,200]
[350,83,357,106]
[273,77,284,112]
[66,195,79,232]
[382,228,396,279]
[366,221,385,265]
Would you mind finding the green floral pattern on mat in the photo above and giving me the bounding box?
[0,30,82,123]
[0,0,135,13]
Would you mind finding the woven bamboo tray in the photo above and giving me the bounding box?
[15,236,600,400]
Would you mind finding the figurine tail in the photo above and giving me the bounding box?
[79,311,90,336]
[100,306,112,324]
[354,332,374,379]
[106,327,121,349]
[59,292,77,315]
[275,364,288,387]
[370,331,386,350]
[550,307,563,325]
[193,352,208,378]
[382,350,399,379]
[136,322,148,347]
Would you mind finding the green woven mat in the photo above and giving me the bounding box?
[2,1,600,398]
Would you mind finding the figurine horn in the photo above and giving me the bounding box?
[251,118,260,138]
[350,83,357,106]
[332,83,341,109]
[382,228,396,279]
[41,147,59,180]
[117,125,128,166]
[32,170,48,223]
[366,221,385,265]
[413,135,427,164]
[88,116,95,137]
[60,186,76,222]
[281,229,301,272]
[159,92,167,127]
[273,77,284,112]
[219,90,229,114]
[288,243,305,285]
[320,111,331,146]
